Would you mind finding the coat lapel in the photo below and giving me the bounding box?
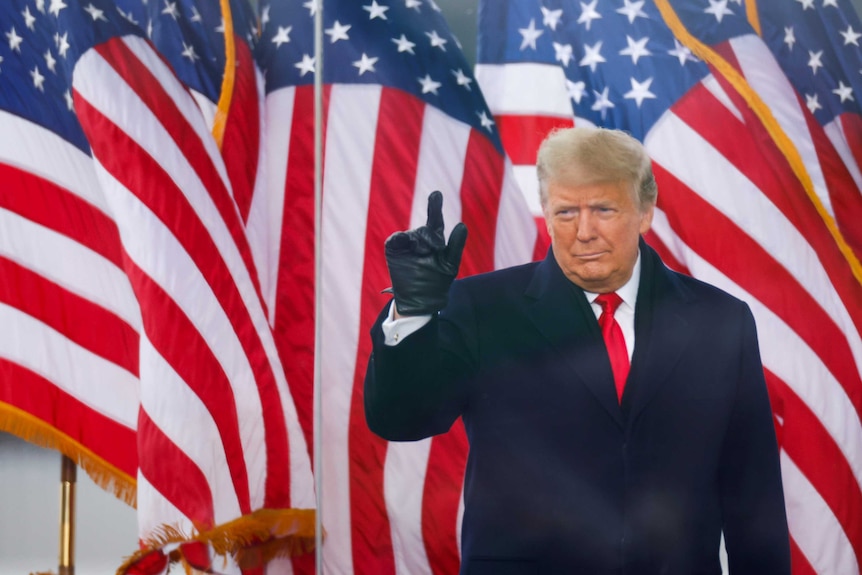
[524,253,624,429]
[625,241,695,425]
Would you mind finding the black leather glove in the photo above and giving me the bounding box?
[384,191,468,315]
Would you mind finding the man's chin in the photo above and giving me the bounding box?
[563,269,611,291]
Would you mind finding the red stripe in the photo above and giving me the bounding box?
[801,103,862,259]
[495,114,573,165]
[91,38,265,311]
[653,163,862,419]
[675,75,862,337]
[838,112,862,186]
[0,162,123,268]
[349,87,427,574]
[532,216,551,262]
[458,129,504,277]
[641,230,691,276]
[221,37,260,224]
[272,85,329,462]
[123,258,251,514]
[74,93,292,508]
[138,409,214,528]
[0,256,138,376]
[0,357,137,477]
[763,370,862,569]
[422,422,467,575]
[789,536,818,575]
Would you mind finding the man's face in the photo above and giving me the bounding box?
[544,179,654,293]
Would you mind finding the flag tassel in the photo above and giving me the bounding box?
[115,508,317,575]
[0,403,137,507]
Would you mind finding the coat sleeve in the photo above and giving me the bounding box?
[364,292,475,441]
[719,303,791,574]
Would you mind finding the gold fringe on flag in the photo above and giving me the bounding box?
[115,508,317,574]
[0,402,137,507]
[654,0,862,287]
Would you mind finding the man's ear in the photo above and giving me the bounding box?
[639,202,655,235]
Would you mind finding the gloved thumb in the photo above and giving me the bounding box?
[444,222,468,272]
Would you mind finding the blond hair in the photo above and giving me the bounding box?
[536,126,657,209]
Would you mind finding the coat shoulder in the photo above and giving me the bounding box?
[455,260,541,295]
[662,265,751,316]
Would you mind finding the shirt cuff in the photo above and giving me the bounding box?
[381,304,433,346]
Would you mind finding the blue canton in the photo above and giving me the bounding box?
[479,0,722,142]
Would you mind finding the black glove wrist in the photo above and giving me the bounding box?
[384,191,468,315]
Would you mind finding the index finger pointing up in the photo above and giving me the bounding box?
[426,190,444,236]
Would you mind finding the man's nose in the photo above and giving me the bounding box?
[576,213,597,241]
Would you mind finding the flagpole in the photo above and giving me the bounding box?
[58,455,76,575]
[313,0,325,573]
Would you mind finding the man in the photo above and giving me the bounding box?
[364,127,790,574]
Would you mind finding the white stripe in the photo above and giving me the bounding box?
[495,159,538,269]
[413,105,470,231]
[781,451,859,575]
[265,557,295,575]
[0,206,140,330]
[730,35,832,215]
[91,162,270,508]
[258,87,294,326]
[646,112,862,372]
[190,89,218,133]
[475,63,572,117]
[649,220,862,492]
[139,333,242,524]
[650,207,687,266]
[385,439,434,575]
[511,163,542,216]
[320,84,383,574]
[573,114,597,129]
[136,472,192,541]
[0,110,111,215]
[0,302,139,427]
[824,117,862,191]
[247,71,282,326]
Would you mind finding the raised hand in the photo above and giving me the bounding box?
[384,191,468,315]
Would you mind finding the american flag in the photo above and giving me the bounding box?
[751,0,862,259]
[475,0,862,573]
[0,0,317,573]
[255,0,537,573]
[663,0,862,275]
[0,0,139,506]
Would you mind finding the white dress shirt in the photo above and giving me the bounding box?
[383,251,642,355]
[582,252,640,361]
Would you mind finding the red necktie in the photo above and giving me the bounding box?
[595,293,630,403]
